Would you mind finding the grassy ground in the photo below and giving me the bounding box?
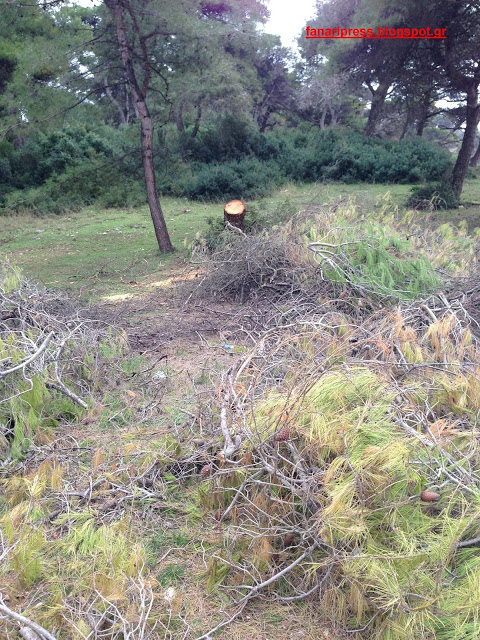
[2,179,480,303]
[0,195,217,300]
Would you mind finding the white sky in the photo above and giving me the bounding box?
[264,0,317,47]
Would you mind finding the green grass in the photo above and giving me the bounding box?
[0,196,218,300]
[1,180,480,303]
[156,564,186,586]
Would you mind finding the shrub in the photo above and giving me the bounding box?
[182,115,259,163]
[256,128,450,185]
[163,126,453,201]
[9,125,114,189]
[408,182,460,210]
[184,158,283,201]
[1,119,455,213]
[4,151,146,214]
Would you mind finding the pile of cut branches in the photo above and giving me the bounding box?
[196,289,480,639]
[0,262,126,463]
[0,263,196,639]
[190,196,477,310]
[190,229,311,303]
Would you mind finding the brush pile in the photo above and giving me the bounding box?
[191,195,477,309]
[1,263,224,640]
[2,194,480,639]
[195,199,480,639]
[0,264,169,639]
[0,263,125,463]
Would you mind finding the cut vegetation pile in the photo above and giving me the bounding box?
[191,195,477,308]
[0,263,124,462]
[200,300,480,640]
[0,265,181,639]
[190,198,480,639]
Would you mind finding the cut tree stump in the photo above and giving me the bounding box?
[224,200,245,230]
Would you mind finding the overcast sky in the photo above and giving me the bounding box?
[264,0,316,47]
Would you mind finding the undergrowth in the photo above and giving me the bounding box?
[0,263,127,462]
[200,307,480,639]
[2,189,480,639]
[1,124,453,212]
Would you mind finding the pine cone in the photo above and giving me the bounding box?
[274,427,291,442]
[200,464,212,479]
[421,490,440,502]
[283,533,295,547]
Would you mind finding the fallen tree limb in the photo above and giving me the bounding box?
[0,598,57,640]
[20,629,41,640]
[219,386,238,459]
[235,542,321,605]
[457,535,480,549]
[0,332,53,380]
[45,381,88,409]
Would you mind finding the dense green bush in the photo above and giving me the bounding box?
[407,182,460,210]
[1,124,147,213]
[184,158,283,201]
[8,126,114,189]
[4,154,146,214]
[273,129,452,184]
[181,116,260,163]
[158,126,453,203]
[170,120,453,191]
[0,118,455,213]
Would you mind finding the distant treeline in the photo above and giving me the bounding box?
[0,119,453,214]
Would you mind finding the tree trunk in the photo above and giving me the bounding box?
[416,106,428,137]
[176,99,185,133]
[259,106,272,133]
[470,138,480,167]
[191,104,202,138]
[400,108,413,140]
[128,84,139,119]
[416,94,431,137]
[451,84,480,199]
[416,117,426,137]
[224,200,245,230]
[124,86,130,123]
[106,0,173,253]
[328,102,337,127]
[364,81,389,137]
[103,78,127,125]
[139,105,173,251]
[319,105,327,130]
